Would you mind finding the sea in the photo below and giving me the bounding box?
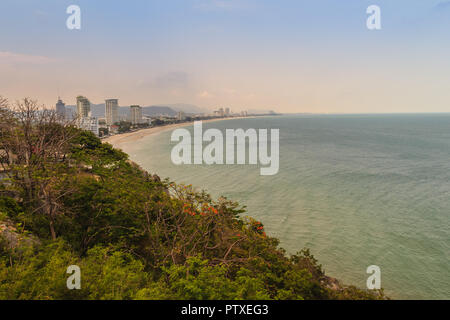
[118,114,450,300]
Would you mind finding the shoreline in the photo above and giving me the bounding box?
[103,116,256,147]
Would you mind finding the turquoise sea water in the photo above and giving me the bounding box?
[118,114,450,299]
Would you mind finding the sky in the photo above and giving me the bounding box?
[1,0,450,113]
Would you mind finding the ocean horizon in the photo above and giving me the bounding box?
[116,114,450,300]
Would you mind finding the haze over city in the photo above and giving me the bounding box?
[1,0,450,113]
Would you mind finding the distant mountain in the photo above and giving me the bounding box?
[141,106,177,116]
[165,103,208,114]
[246,109,274,115]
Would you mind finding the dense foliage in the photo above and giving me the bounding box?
[0,98,386,300]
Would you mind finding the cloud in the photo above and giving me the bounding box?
[0,51,53,64]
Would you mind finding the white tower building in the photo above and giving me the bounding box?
[105,99,119,126]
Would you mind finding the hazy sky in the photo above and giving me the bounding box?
[1,0,450,113]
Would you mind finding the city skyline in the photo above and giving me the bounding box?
[54,95,252,116]
[1,1,450,113]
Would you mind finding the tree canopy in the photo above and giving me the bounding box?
[0,97,387,300]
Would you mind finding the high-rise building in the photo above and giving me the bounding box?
[105,99,119,126]
[55,97,66,119]
[130,105,142,125]
[76,96,91,119]
[177,111,186,121]
[75,95,99,136]
[225,108,230,117]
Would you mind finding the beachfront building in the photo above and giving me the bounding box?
[130,105,143,125]
[225,108,230,117]
[142,115,153,126]
[105,99,119,126]
[76,96,90,119]
[177,111,186,121]
[109,124,120,134]
[78,116,99,136]
[55,97,66,119]
[76,95,99,136]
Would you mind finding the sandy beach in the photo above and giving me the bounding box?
[103,117,253,148]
